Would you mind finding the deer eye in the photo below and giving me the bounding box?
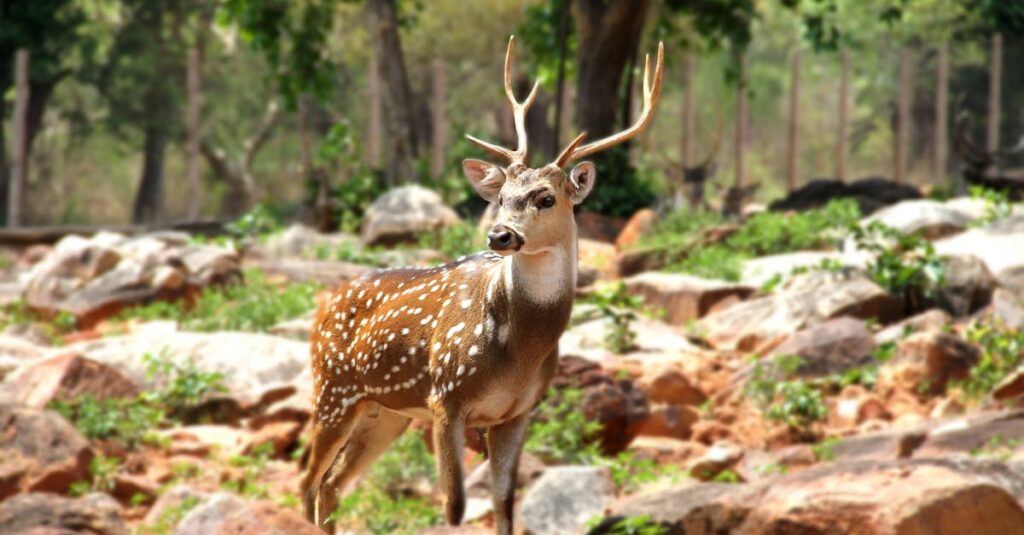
[538,195,556,209]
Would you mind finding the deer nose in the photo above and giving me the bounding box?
[487,224,524,252]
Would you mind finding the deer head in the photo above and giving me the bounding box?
[462,36,664,256]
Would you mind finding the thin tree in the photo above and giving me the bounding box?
[367,0,419,185]
[8,49,29,227]
[895,48,911,183]
[986,33,1002,168]
[933,42,949,182]
[786,49,801,192]
[836,48,850,182]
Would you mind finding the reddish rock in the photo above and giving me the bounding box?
[243,420,303,458]
[637,404,700,440]
[878,332,981,396]
[624,272,754,326]
[3,352,139,409]
[686,441,745,481]
[766,317,876,377]
[0,406,92,496]
[993,367,1024,401]
[637,364,706,406]
[874,308,952,345]
[0,493,125,535]
[576,211,627,243]
[615,208,658,251]
[110,473,160,505]
[691,420,733,445]
[628,437,707,465]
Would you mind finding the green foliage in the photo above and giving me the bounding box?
[580,283,644,354]
[69,454,121,496]
[711,469,741,483]
[591,515,667,535]
[954,322,1024,400]
[0,299,77,344]
[579,148,663,218]
[527,387,603,464]
[969,185,1013,227]
[50,395,165,449]
[119,268,318,332]
[747,357,827,432]
[812,437,840,462]
[328,432,441,534]
[226,203,283,243]
[970,434,1021,462]
[515,0,575,88]
[851,222,945,313]
[141,351,228,417]
[222,442,274,499]
[315,120,390,233]
[600,452,681,493]
[134,495,200,535]
[417,221,483,260]
[644,199,861,282]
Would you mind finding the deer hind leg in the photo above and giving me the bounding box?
[486,412,530,535]
[300,401,367,530]
[316,407,411,531]
[433,411,467,526]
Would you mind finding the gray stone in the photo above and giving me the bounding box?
[623,272,754,325]
[172,492,245,535]
[864,199,970,239]
[936,254,997,317]
[874,309,951,345]
[935,215,1024,276]
[740,250,872,288]
[0,492,126,535]
[521,466,615,535]
[361,185,461,245]
[767,317,876,377]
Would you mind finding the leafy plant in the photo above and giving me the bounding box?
[970,434,1021,461]
[587,515,667,535]
[526,387,603,464]
[747,357,827,433]
[969,185,1013,227]
[69,454,121,496]
[226,203,282,244]
[417,221,483,260]
[954,321,1024,400]
[600,452,681,493]
[142,351,228,418]
[850,222,945,313]
[222,442,274,499]
[50,395,165,449]
[134,495,200,535]
[579,283,645,354]
[812,437,840,462]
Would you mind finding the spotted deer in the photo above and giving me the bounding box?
[301,36,664,534]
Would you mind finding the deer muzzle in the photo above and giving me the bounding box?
[487,224,524,253]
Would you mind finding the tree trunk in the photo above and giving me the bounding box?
[895,49,911,184]
[786,49,801,192]
[8,49,29,228]
[572,0,647,145]
[986,33,1002,166]
[366,54,382,168]
[551,0,571,156]
[430,60,447,179]
[933,42,949,184]
[0,101,7,224]
[133,123,168,223]
[681,53,695,166]
[185,44,202,220]
[734,49,747,190]
[836,49,850,182]
[367,0,418,185]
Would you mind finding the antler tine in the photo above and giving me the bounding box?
[465,35,539,166]
[555,41,665,166]
[554,132,588,167]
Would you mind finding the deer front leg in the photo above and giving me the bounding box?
[432,410,467,525]
[486,412,530,535]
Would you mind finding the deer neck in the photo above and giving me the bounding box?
[502,228,577,309]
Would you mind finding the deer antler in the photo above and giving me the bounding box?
[465,36,540,166]
[555,42,665,167]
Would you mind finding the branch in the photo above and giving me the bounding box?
[242,99,282,169]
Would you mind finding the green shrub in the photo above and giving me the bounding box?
[134,495,200,535]
[746,357,827,433]
[222,442,274,499]
[526,387,603,464]
[578,283,645,354]
[417,221,483,260]
[118,268,318,332]
[954,321,1024,400]
[579,148,663,218]
[969,185,1013,227]
[225,203,282,243]
[851,222,945,313]
[51,395,165,449]
[69,454,121,496]
[141,351,228,417]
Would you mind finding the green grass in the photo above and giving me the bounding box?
[117,268,319,332]
[746,356,828,433]
[953,321,1024,401]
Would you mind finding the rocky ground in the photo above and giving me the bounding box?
[1,186,1023,535]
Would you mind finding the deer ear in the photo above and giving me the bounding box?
[568,162,596,204]
[463,159,505,203]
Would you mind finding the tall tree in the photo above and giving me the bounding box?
[366,0,419,185]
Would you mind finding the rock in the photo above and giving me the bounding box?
[464,451,547,497]
[623,272,754,326]
[914,410,1024,459]
[66,331,309,413]
[740,250,872,288]
[944,196,992,221]
[0,335,48,381]
[243,257,367,286]
[768,177,921,215]
[592,482,757,534]
[562,304,703,362]
[878,332,981,395]
[628,437,707,465]
[636,364,706,406]
[765,317,876,377]
[830,386,891,428]
[170,492,326,535]
[686,441,745,481]
[638,404,701,440]
[0,493,125,535]
[615,208,658,251]
[521,466,615,535]
[21,232,240,326]
[243,420,303,457]
[2,352,139,409]
[991,288,1024,330]
[0,406,92,497]
[935,215,1024,277]
[577,239,617,283]
[268,310,316,340]
[110,473,160,505]
[361,185,461,245]
[998,265,1024,295]
[696,271,896,351]
[260,224,359,258]
[615,248,663,278]
[936,254,998,317]
[994,368,1024,401]
[576,211,627,243]
[875,309,951,345]
[863,199,970,239]
[143,485,209,526]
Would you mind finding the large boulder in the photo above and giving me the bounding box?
[863,199,971,239]
[0,493,125,535]
[0,406,92,499]
[696,271,896,351]
[361,185,461,246]
[1,352,139,409]
[935,215,1024,277]
[65,329,310,414]
[935,254,998,317]
[740,249,873,288]
[765,317,876,377]
[259,224,359,258]
[521,466,615,535]
[877,331,981,396]
[172,492,320,535]
[21,232,240,326]
[623,272,754,326]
